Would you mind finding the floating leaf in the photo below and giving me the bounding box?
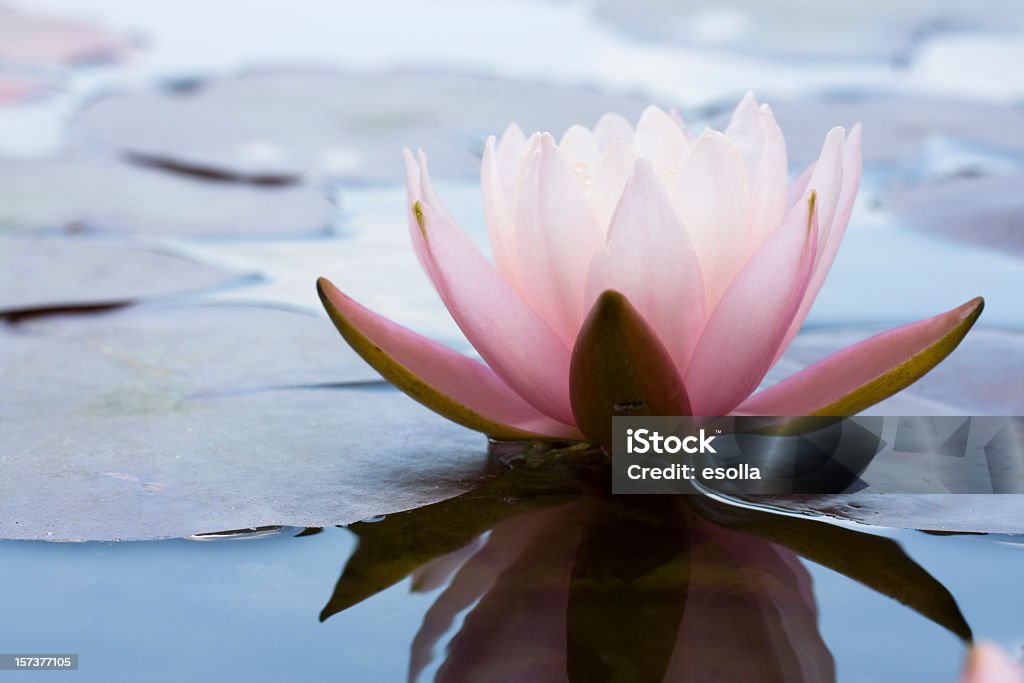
[0,158,333,238]
[0,305,506,541]
[0,236,241,315]
[592,0,1024,61]
[728,493,1024,535]
[884,173,1024,258]
[71,70,649,183]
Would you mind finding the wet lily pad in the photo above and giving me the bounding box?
[70,70,649,183]
[883,173,1024,257]
[0,237,241,315]
[0,6,131,64]
[731,494,1024,534]
[592,0,1024,62]
[0,305,501,541]
[0,158,333,238]
[723,95,1024,166]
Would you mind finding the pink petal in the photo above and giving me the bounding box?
[771,125,862,366]
[739,296,983,416]
[786,163,815,212]
[592,112,634,150]
[585,158,706,374]
[514,133,606,346]
[496,123,527,201]
[634,105,691,176]
[685,193,818,416]
[589,140,638,231]
[669,108,694,140]
[960,644,1024,683]
[673,130,752,308]
[318,279,579,439]
[559,124,601,169]
[481,137,521,288]
[803,127,847,259]
[407,166,576,425]
[726,93,788,248]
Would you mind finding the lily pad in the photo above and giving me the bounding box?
[883,173,1024,257]
[0,305,503,541]
[731,494,1024,534]
[0,236,241,315]
[592,0,1024,62]
[718,95,1024,166]
[70,70,649,183]
[0,158,333,238]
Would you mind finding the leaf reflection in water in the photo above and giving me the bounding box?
[322,446,971,683]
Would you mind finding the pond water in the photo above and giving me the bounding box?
[2,483,1022,682]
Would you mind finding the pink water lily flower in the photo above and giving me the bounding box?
[318,93,983,446]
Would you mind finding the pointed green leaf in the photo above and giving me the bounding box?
[570,290,691,446]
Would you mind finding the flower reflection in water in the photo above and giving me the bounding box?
[321,447,972,683]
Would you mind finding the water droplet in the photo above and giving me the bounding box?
[663,168,679,181]
[360,515,386,524]
[582,175,593,186]
[572,161,589,175]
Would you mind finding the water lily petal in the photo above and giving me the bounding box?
[739,296,984,416]
[317,279,579,440]
[669,108,694,140]
[726,93,788,247]
[590,140,638,231]
[592,112,634,150]
[515,133,606,345]
[482,136,521,288]
[408,190,576,424]
[559,124,602,170]
[585,158,706,374]
[496,122,527,201]
[772,125,860,366]
[634,105,690,176]
[570,290,692,446]
[804,127,846,258]
[685,193,818,417]
[674,130,753,308]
